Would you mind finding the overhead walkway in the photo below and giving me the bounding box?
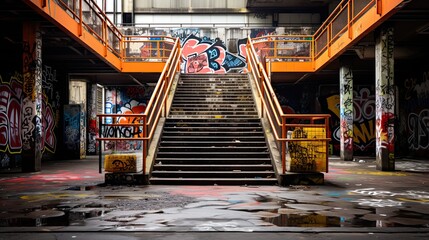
[24,0,176,73]
[24,0,404,75]
[250,0,404,74]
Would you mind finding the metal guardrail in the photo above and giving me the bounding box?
[96,38,182,174]
[36,0,175,61]
[246,36,331,174]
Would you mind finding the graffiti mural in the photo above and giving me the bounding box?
[63,104,82,159]
[102,86,153,151]
[181,35,246,74]
[399,68,429,157]
[0,70,59,169]
[320,86,375,156]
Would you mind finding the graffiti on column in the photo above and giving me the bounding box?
[375,27,395,164]
[320,86,375,155]
[340,67,354,157]
[181,35,246,74]
[87,86,98,154]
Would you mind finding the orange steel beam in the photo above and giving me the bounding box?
[25,0,123,71]
[121,61,166,73]
[314,0,403,70]
[264,0,404,74]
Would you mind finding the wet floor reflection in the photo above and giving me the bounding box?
[1,185,428,228]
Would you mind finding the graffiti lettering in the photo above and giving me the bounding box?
[408,109,429,150]
[182,35,246,74]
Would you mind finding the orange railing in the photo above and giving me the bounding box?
[250,0,403,71]
[251,35,314,63]
[314,0,375,59]
[122,35,176,62]
[247,36,331,174]
[27,0,175,65]
[96,38,182,174]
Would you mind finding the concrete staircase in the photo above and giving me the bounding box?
[150,74,277,185]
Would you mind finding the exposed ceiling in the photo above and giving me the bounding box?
[1,0,429,86]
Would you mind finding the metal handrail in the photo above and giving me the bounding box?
[96,38,181,174]
[247,36,331,174]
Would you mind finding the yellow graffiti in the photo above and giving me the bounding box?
[353,119,375,144]
[326,95,340,118]
[347,171,408,176]
[20,192,91,202]
[396,197,429,203]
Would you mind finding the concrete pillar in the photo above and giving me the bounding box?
[22,22,43,172]
[339,65,354,161]
[375,26,395,171]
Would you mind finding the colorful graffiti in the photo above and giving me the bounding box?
[321,86,375,155]
[401,69,429,157]
[375,26,395,169]
[0,70,58,169]
[181,35,246,74]
[102,86,152,151]
[63,104,82,159]
[339,66,354,160]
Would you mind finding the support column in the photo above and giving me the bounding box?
[22,22,43,172]
[375,26,395,171]
[339,65,354,161]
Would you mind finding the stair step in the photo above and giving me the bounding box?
[168,115,259,118]
[165,119,261,124]
[156,152,270,158]
[155,158,272,164]
[163,126,262,131]
[171,104,255,107]
[152,164,273,171]
[170,111,258,116]
[170,107,256,110]
[159,141,267,147]
[161,131,264,136]
[161,135,266,141]
[158,146,268,152]
[151,170,275,178]
[149,177,278,185]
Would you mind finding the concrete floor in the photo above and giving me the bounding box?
[0,156,428,239]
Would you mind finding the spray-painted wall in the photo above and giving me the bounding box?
[274,83,376,156]
[103,85,153,152]
[0,67,62,171]
[398,67,429,158]
[123,26,313,74]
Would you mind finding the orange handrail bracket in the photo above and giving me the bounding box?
[96,38,181,176]
[247,36,331,175]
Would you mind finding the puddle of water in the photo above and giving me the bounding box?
[260,199,429,228]
[0,203,105,227]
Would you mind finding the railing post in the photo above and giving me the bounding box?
[328,24,332,58]
[260,68,264,118]
[376,0,382,15]
[78,0,83,37]
[348,1,353,39]
[143,116,147,175]
[281,116,286,174]
[103,21,107,57]
[325,116,329,173]
[98,115,103,173]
